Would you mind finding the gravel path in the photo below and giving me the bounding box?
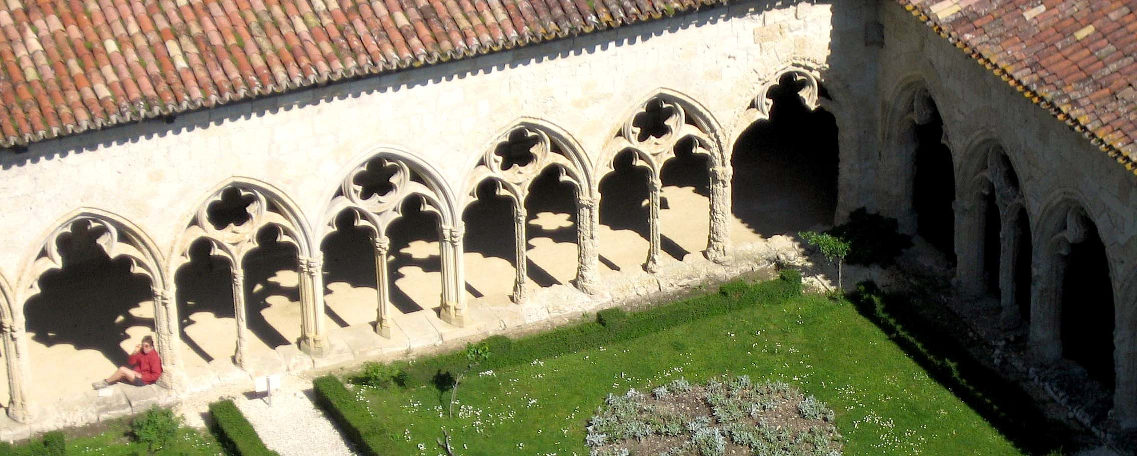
[235,384,357,456]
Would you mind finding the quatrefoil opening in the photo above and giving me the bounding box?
[354,158,402,201]
[632,99,678,143]
[207,188,256,231]
[495,129,541,172]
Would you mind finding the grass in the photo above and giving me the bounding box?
[1,418,225,455]
[341,279,1024,455]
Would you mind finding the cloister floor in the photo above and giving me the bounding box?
[348,290,1022,455]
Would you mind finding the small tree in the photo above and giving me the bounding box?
[799,231,851,293]
[449,341,491,418]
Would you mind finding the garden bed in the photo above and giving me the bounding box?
[318,273,1026,455]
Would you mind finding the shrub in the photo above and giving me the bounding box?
[596,308,628,328]
[313,375,389,456]
[352,362,400,389]
[827,208,911,266]
[208,400,278,456]
[131,407,181,453]
[42,431,65,456]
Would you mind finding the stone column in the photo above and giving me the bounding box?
[298,255,328,355]
[706,165,732,264]
[512,204,528,304]
[1029,242,1066,363]
[574,194,600,294]
[646,175,662,273]
[439,226,467,327]
[2,320,28,422]
[997,208,1020,326]
[953,197,985,297]
[231,266,250,368]
[1114,279,1137,428]
[152,289,184,390]
[373,235,392,338]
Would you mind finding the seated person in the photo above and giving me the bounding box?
[92,335,162,389]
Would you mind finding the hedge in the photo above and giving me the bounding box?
[313,375,392,456]
[208,400,278,456]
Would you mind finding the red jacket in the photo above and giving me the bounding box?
[129,349,163,384]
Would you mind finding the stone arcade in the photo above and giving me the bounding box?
[0,0,1133,436]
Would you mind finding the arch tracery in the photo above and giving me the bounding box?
[0,272,26,422]
[464,120,599,300]
[15,209,182,409]
[319,148,465,333]
[600,90,729,270]
[170,179,321,366]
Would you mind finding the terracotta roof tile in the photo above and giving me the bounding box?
[898,0,1137,175]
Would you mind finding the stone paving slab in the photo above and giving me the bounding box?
[394,312,443,349]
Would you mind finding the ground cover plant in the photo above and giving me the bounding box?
[0,410,225,455]
[323,273,1023,455]
[586,376,842,456]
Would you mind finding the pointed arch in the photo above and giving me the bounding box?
[19,208,168,302]
[316,146,466,329]
[598,88,726,174]
[317,146,459,241]
[461,117,596,209]
[729,60,834,146]
[168,177,315,272]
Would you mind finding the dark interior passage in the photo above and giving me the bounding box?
[24,222,155,367]
[242,227,300,349]
[1060,223,1115,390]
[598,150,653,271]
[175,239,237,363]
[731,74,839,236]
[912,103,956,264]
[659,138,712,260]
[386,197,443,313]
[321,211,379,327]
[524,168,579,286]
[463,180,517,297]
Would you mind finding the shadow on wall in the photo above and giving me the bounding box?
[385,198,442,314]
[241,227,300,349]
[24,222,155,368]
[174,239,237,363]
[731,73,840,237]
[321,211,380,328]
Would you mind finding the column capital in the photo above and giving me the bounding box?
[648,177,663,192]
[152,289,174,308]
[710,165,733,181]
[0,319,10,334]
[373,235,390,252]
[578,195,599,209]
[442,226,464,245]
[298,255,324,275]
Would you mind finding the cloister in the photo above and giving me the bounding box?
[0,0,1133,436]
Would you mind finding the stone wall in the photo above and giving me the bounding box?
[0,0,881,422]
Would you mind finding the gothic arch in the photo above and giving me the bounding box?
[729,61,833,143]
[15,208,181,403]
[461,119,600,301]
[317,146,466,330]
[598,89,731,269]
[168,178,321,365]
[1030,194,1119,394]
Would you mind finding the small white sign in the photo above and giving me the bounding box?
[254,374,282,393]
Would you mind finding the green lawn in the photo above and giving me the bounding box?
[351,286,1022,455]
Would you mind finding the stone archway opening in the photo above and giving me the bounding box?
[1060,222,1115,390]
[1013,208,1032,322]
[598,150,653,273]
[241,226,302,354]
[462,180,517,303]
[659,137,711,261]
[386,197,444,315]
[911,101,955,264]
[174,238,237,369]
[23,221,157,401]
[731,74,839,242]
[524,167,579,287]
[321,211,380,328]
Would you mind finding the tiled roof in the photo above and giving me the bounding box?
[0,0,722,147]
[897,0,1137,175]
